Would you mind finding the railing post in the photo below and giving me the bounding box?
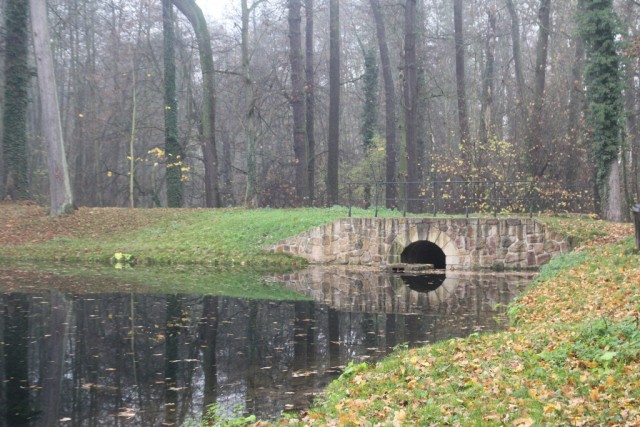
[493,181,498,218]
[348,183,353,217]
[403,182,407,217]
[433,181,438,217]
[374,181,380,218]
[633,204,640,251]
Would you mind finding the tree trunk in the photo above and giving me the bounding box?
[163,0,183,207]
[506,0,526,140]
[527,0,552,178]
[479,6,497,159]
[305,0,316,205]
[2,0,30,200]
[404,0,419,212]
[172,0,221,207]
[564,32,585,190]
[288,0,308,204]
[370,0,397,208]
[579,0,625,221]
[623,0,639,202]
[30,0,74,215]
[326,0,340,206]
[242,0,258,207]
[453,0,471,169]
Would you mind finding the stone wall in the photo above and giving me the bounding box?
[269,217,569,270]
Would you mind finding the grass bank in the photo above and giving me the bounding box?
[0,203,405,268]
[284,233,639,426]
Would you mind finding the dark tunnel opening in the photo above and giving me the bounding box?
[400,241,446,269]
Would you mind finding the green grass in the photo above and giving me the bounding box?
[0,206,405,267]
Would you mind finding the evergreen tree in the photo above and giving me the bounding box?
[578,0,625,220]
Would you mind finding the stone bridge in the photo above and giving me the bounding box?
[269,217,569,270]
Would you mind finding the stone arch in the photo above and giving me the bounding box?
[401,241,446,269]
[387,223,461,269]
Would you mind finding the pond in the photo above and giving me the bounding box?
[0,266,534,426]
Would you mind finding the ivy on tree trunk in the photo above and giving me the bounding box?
[163,0,183,208]
[2,0,30,200]
[578,0,625,221]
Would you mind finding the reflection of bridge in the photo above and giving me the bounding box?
[270,266,534,315]
[270,217,568,270]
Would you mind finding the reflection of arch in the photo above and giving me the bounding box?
[401,241,446,269]
[400,273,446,292]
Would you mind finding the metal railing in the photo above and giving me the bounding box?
[346,180,566,218]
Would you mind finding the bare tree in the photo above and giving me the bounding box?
[30,0,74,215]
[288,0,309,204]
[172,0,221,207]
[305,0,316,204]
[370,0,397,208]
[527,0,552,178]
[404,0,419,211]
[327,0,340,206]
[454,0,471,167]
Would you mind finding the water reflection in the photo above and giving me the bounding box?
[400,273,447,292]
[0,268,533,425]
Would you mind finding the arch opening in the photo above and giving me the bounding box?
[401,240,446,269]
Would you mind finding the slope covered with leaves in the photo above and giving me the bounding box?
[287,222,639,426]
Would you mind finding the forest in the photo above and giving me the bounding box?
[1,0,638,220]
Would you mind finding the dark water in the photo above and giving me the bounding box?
[0,268,534,426]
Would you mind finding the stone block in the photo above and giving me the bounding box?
[501,236,514,248]
[508,240,527,253]
[505,251,526,265]
[537,253,551,265]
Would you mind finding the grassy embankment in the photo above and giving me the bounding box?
[280,218,639,426]
[0,203,403,297]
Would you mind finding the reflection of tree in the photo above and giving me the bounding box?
[199,296,218,411]
[164,294,180,425]
[3,294,35,425]
[35,291,71,427]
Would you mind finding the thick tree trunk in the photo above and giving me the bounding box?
[2,0,30,200]
[305,0,316,205]
[604,154,624,221]
[30,0,74,215]
[404,0,419,212]
[564,35,585,189]
[172,0,221,207]
[327,0,340,206]
[479,6,497,157]
[288,0,309,204]
[623,0,639,202]
[506,0,526,142]
[163,0,183,207]
[453,0,471,168]
[370,0,397,208]
[242,0,258,207]
[527,0,552,178]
